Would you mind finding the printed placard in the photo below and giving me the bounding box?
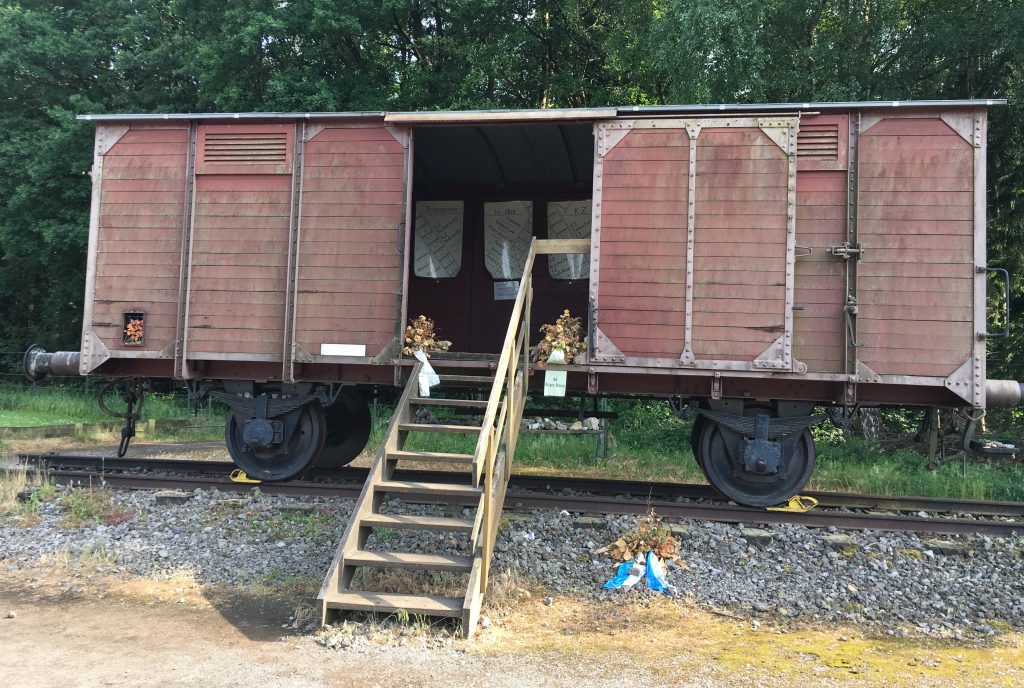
[543,370,567,397]
[414,201,463,278]
[484,200,533,280]
[493,281,519,301]
[547,200,591,280]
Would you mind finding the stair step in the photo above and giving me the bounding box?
[410,397,490,409]
[387,450,475,464]
[398,423,480,434]
[362,513,474,533]
[323,591,464,617]
[438,374,495,386]
[378,480,482,498]
[347,549,472,572]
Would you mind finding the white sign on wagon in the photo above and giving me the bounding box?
[413,201,463,278]
[547,200,591,280]
[543,370,567,397]
[484,200,533,280]
[493,280,519,301]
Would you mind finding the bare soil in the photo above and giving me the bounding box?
[0,569,1021,688]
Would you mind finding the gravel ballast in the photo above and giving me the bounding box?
[2,485,1022,638]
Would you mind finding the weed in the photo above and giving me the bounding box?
[350,567,467,597]
[58,487,120,529]
[80,540,117,565]
[1,462,57,525]
[375,527,399,543]
[901,548,926,561]
[988,619,1013,633]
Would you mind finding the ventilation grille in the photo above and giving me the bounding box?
[203,131,288,165]
[797,123,840,159]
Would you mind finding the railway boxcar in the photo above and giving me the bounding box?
[27,99,1020,508]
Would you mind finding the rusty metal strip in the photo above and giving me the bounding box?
[79,131,107,374]
[395,125,414,386]
[783,123,799,371]
[282,121,306,384]
[973,111,988,408]
[680,123,700,366]
[844,112,861,383]
[590,123,605,358]
[174,123,198,379]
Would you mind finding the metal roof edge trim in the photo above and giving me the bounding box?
[76,100,1006,123]
[624,99,1007,115]
[76,111,387,122]
[384,108,617,123]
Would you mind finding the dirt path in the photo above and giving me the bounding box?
[1,573,1021,688]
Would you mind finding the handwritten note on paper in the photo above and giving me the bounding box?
[414,201,464,278]
[547,200,591,280]
[484,200,533,280]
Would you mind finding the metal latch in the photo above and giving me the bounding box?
[829,242,863,260]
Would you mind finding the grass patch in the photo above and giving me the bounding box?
[369,397,1024,501]
[0,382,222,428]
[0,460,58,525]
[57,486,133,529]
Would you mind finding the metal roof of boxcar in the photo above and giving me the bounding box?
[76,99,1005,123]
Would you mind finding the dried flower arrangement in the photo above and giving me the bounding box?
[600,508,687,567]
[535,309,584,364]
[123,318,144,345]
[402,315,452,357]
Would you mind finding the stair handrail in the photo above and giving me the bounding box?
[472,237,591,592]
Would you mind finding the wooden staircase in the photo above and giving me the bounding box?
[317,238,589,637]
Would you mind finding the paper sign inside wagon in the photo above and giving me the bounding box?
[414,201,463,278]
[547,200,591,280]
[484,200,533,280]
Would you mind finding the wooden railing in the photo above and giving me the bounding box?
[469,237,591,592]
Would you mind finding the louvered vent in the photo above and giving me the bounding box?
[203,131,288,165]
[797,123,840,159]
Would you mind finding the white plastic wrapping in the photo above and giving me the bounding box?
[413,348,440,396]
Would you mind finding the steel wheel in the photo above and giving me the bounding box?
[690,415,714,484]
[315,388,372,469]
[697,406,816,507]
[225,402,326,481]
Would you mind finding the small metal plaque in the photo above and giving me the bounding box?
[493,281,519,301]
[544,370,567,397]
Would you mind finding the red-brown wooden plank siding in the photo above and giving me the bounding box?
[857,117,974,377]
[691,128,788,361]
[793,171,846,373]
[94,127,188,354]
[186,173,291,357]
[295,125,406,358]
[597,128,689,359]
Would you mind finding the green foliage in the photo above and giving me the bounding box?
[0,383,208,426]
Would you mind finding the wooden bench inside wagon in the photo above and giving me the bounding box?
[24,99,1024,636]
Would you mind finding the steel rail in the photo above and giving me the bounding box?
[13,453,1024,537]
[15,453,1024,518]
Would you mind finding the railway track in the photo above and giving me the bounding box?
[12,452,1024,538]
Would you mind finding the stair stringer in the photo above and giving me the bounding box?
[318,362,419,623]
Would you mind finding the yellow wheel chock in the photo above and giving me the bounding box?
[766,495,818,513]
[229,468,262,484]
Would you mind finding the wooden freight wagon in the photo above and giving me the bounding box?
[25,98,1020,630]
[26,99,1020,498]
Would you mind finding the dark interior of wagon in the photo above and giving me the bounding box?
[407,123,594,354]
